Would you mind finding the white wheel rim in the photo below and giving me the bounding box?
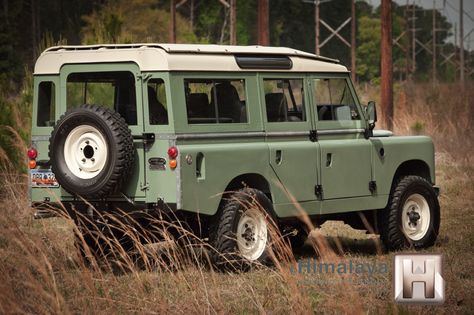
[401,193,430,241]
[236,208,268,261]
[63,125,108,179]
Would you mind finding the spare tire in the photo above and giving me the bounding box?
[49,104,134,198]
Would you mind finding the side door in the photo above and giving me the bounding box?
[261,74,320,214]
[310,74,373,202]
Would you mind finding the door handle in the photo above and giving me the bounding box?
[326,153,332,167]
[275,150,282,165]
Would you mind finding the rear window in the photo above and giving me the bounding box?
[37,81,55,127]
[263,79,306,122]
[184,79,247,124]
[66,71,137,125]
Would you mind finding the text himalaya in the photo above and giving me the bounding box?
[291,259,388,275]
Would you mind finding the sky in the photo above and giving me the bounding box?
[368,0,474,48]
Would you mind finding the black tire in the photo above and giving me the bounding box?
[49,104,134,198]
[209,188,279,272]
[379,175,440,250]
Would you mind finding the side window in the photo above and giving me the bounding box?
[263,79,306,122]
[66,71,137,125]
[184,79,247,124]
[313,78,361,121]
[37,82,55,126]
[147,79,169,125]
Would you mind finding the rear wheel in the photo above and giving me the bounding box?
[379,175,440,250]
[209,189,278,271]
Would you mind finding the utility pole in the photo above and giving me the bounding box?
[460,0,465,86]
[258,0,269,45]
[432,0,437,85]
[315,1,320,54]
[170,0,176,43]
[381,0,393,130]
[351,0,356,82]
[411,3,416,73]
[230,0,237,45]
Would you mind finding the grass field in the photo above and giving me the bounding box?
[0,83,472,314]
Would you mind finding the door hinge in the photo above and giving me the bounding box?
[133,133,155,148]
[309,130,318,142]
[315,184,323,199]
[140,182,150,191]
[369,180,377,193]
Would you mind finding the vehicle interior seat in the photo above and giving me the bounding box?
[210,82,245,123]
[148,86,168,124]
[187,93,212,118]
[265,93,288,122]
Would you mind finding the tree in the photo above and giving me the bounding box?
[81,0,199,44]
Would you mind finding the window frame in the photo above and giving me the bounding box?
[310,73,366,131]
[32,75,60,135]
[172,72,261,134]
[259,73,312,132]
[59,63,143,135]
[184,78,248,125]
[143,73,174,131]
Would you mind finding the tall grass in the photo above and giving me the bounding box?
[0,82,472,314]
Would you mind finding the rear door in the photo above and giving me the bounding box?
[261,74,319,209]
[60,63,147,199]
[310,74,372,200]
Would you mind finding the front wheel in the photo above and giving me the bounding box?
[379,175,440,250]
[209,189,278,271]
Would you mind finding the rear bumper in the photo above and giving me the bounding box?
[32,200,178,220]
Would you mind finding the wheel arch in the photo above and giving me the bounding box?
[393,159,432,184]
[215,173,273,216]
[223,173,272,200]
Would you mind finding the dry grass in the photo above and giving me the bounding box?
[0,83,473,314]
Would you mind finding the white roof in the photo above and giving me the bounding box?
[34,43,349,74]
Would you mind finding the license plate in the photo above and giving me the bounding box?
[31,170,59,187]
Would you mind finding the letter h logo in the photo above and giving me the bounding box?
[394,254,444,304]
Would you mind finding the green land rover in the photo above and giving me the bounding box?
[30,44,440,270]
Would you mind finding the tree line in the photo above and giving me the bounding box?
[0,0,471,171]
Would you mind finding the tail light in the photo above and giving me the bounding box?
[28,159,37,169]
[167,146,178,159]
[27,147,38,159]
[27,147,38,169]
[168,146,178,170]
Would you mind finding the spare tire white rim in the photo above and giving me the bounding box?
[237,207,268,261]
[401,193,430,241]
[64,125,108,179]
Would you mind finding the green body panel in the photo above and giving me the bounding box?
[318,137,373,199]
[370,135,436,193]
[178,140,286,214]
[30,65,436,220]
